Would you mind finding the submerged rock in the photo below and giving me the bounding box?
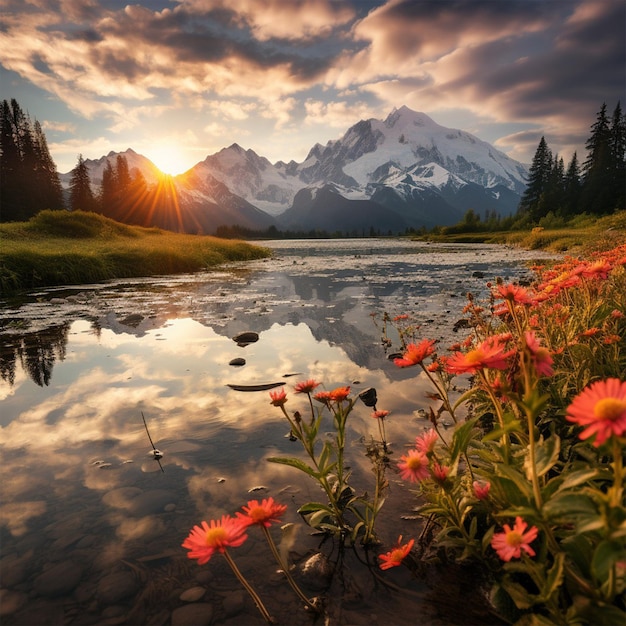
[229,357,246,366]
[232,331,259,345]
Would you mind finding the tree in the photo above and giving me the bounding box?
[518,137,552,221]
[562,152,582,216]
[581,103,613,214]
[609,101,626,211]
[99,160,116,214]
[69,154,95,212]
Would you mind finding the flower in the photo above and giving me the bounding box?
[378,536,415,570]
[269,388,287,406]
[431,462,450,484]
[491,517,539,562]
[446,337,514,375]
[495,283,536,305]
[524,331,554,377]
[393,339,436,367]
[182,516,248,565]
[415,429,438,454]
[372,409,390,419]
[565,378,626,446]
[580,259,612,280]
[313,391,332,404]
[397,449,430,482]
[329,386,351,402]
[294,379,321,394]
[236,497,287,528]
[472,480,491,500]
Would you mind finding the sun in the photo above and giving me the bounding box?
[147,144,192,176]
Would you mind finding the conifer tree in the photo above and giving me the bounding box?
[562,152,582,216]
[69,154,95,211]
[99,160,116,215]
[518,136,552,221]
[609,101,625,210]
[581,103,613,214]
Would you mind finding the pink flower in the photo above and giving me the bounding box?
[182,516,248,565]
[472,481,491,500]
[236,497,287,528]
[431,462,450,484]
[397,449,429,483]
[415,429,438,454]
[491,517,539,562]
[269,388,287,406]
[372,410,390,419]
[566,378,626,446]
[294,379,321,394]
[495,283,536,305]
[394,339,436,367]
[524,331,554,377]
[378,536,414,570]
[446,337,514,375]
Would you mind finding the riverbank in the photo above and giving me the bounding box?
[418,211,625,253]
[0,210,271,294]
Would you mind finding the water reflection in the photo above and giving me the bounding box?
[0,240,554,624]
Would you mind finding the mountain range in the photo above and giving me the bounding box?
[59,106,529,234]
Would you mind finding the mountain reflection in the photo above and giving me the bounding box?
[0,323,70,386]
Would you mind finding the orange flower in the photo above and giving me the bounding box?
[313,391,332,404]
[394,339,436,367]
[294,379,321,394]
[378,536,415,570]
[372,409,390,419]
[269,388,287,406]
[446,337,514,375]
[495,283,536,305]
[566,378,626,446]
[329,386,351,402]
[398,449,429,482]
[580,259,612,280]
[491,517,539,562]
[236,497,287,529]
[182,516,248,565]
[524,331,554,377]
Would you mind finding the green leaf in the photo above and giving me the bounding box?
[305,508,334,529]
[555,468,605,493]
[297,501,335,515]
[494,464,534,502]
[525,435,560,479]
[541,492,598,524]
[267,456,320,479]
[449,416,480,463]
[591,540,626,588]
[514,614,560,626]
[538,552,565,603]
[500,577,536,610]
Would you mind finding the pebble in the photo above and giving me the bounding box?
[222,589,245,617]
[229,357,246,366]
[96,571,140,604]
[180,586,206,602]
[33,560,84,597]
[171,603,214,626]
[0,589,28,616]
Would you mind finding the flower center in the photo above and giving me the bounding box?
[249,507,267,523]
[594,398,626,422]
[465,349,484,364]
[205,527,227,547]
[406,454,424,470]
[505,531,523,547]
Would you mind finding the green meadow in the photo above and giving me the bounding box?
[0,210,271,294]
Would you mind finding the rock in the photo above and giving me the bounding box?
[229,358,246,366]
[297,553,333,591]
[222,590,245,617]
[472,271,485,278]
[180,586,206,602]
[120,314,144,327]
[34,560,84,597]
[171,603,214,626]
[97,570,139,604]
[232,331,259,345]
[0,590,27,616]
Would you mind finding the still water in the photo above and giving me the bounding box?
[0,240,553,625]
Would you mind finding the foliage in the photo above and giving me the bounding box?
[379,243,626,624]
[0,210,271,293]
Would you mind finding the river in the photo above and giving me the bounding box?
[0,239,555,625]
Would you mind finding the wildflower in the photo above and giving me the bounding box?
[182,516,248,565]
[393,314,409,321]
[524,331,554,377]
[565,378,626,446]
[472,481,491,500]
[313,390,332,404]
[294,379,321,394]
[491,517,539,562]
[398,449,429,482]
[603,334,621,345]
[415,429,438,454]
[580,259,612,280]
[372,410,390,419]
[394,339,436,367]
[236,497,287,529]
[378,536,415,570]
[431,462,450,485]
[329,386,351,402]
[446,337,514,375]
[269,388,287,406]
[495,283,535,305]
[579,327,601,338]
[610,309,625,320]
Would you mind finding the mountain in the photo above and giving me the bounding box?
[60,106,529,234]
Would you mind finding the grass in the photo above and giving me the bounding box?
[0,210,271,294]
[420,211,626,254]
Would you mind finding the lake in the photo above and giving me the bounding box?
[0,239,554,625]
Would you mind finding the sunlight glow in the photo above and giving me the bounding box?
[146,144,191,176]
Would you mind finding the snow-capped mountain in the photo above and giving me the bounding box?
[61,106,529,234]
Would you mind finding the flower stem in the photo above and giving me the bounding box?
[222,549,275,625]
[261,526,319,613]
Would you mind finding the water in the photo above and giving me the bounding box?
[0,240,554,625]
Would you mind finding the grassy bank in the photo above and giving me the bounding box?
[0,210,271,294]
[419,211,626,253]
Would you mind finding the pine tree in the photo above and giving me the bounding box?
[609,101,625,210]
[581,103,613,214]
[32,120,63,211]
[562,152,582,216]
[69,154,95,211]
[518,136,552,221]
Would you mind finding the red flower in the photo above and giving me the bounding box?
[236,497,287,529]
[378,536,414,570]
[491,517,539,561]
[472,481,491,500]
[566,378,626,446]
[580,259,612,280]
[182,516,248,565]
[397,449,429,482]
[495,283,535,305]
[294,379,321,394]
[372,410,390,419]
[446,337,514,375]
[393,339,436,367]
[524,331,554,377]
[269,388,287,406]
[431,462,450,484]
[329,386,351,402]
[313,391,332,404]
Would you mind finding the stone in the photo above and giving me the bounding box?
[96,571,139,604]
[222,590,245,617]
[33,560,84,597]
[0,590,28,616]
[180,586,206,602]
[297,553,333,591]
[171,603,214,626]
[228,357,246,366]
[232,331,259,345]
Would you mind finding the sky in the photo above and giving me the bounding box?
[1,0,624,176]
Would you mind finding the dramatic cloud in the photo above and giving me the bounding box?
[1,0,623,171]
